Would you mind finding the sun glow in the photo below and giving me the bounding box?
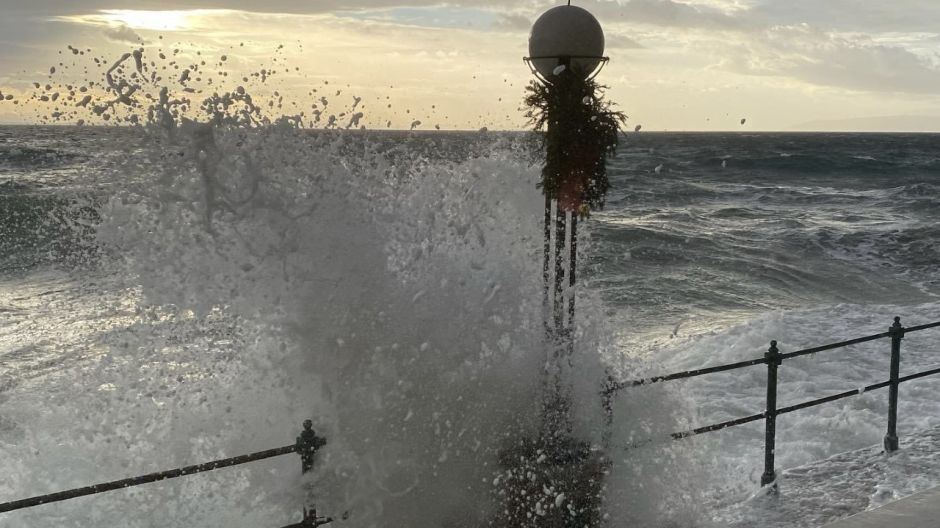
[101,10,194,31]
[57,9,230,32]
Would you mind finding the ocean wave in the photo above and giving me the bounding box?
[0,190,100,274]
[0,146,87,170]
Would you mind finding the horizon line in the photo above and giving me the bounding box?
[1,123,940,134]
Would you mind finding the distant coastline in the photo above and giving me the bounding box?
[787,115,940,133]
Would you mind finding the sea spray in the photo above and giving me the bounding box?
[94,119,577,524]
[0,43,713,527]
[5,127,940,527]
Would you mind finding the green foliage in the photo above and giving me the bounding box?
[524,73,627,216]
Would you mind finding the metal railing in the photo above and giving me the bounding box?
[0,445,298,514]
[602,316,940,490]
[4,316,938,520]
[0,443,332,526]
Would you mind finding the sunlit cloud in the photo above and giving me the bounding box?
[2,2,940,129]
[54,9,234,32]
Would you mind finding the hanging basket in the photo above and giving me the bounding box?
[524,73,626,216]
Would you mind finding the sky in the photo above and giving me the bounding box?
[1,0,940,131]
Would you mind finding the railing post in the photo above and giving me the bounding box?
[297,420,329,526]
[884,316,905,453]
[761,340,781,491]
[601,370,615,450]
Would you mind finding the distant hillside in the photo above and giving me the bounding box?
[788,115,940,132]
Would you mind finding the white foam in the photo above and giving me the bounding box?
[621,303,940,524]
[1,121,596,527]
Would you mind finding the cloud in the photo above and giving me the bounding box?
[580,0,748,32]
[606,34,644,49]
[103,24,146,44]
[2,0,535,16]
[751,0,940,33]
[3,0,940,129]
[7,0,940,36]
[492,13,530,32]
[572,1,940,95]
[726,25,940,94]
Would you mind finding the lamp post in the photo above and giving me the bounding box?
[490,5,622,527]
[524,2,610,447]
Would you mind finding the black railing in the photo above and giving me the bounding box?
[603,316,940,491]
[0,442,334,526]
[4,316,938,520]
[0,445,298,514]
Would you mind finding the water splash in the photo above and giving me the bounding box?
[0,42,706,528]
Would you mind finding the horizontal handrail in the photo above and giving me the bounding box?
[897,364,940,384]
[671,410,765,439]
[777,380,891,416]
[606,320,940,394]
[622,364,940,450]
[778,331,890,361]
[0,445,297,514]
[606,356,768,392]
[905,321,940,333]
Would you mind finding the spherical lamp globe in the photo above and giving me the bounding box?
[528,5,605,81]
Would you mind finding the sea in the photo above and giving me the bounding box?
[2,125,940,528]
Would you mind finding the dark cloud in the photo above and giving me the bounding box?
[103,25,146,44]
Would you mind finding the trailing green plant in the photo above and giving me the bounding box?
[524,72,627,216]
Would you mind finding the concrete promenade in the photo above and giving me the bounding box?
[821,485,940,527]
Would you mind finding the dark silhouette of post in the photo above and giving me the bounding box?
[296,420,329,526]
[296,419,327,474]
[568,214,578,330]
[884,316,904,453]
[553,206,568,341]
[761,340,780,490]
[293,508,335,527]
[601,370,615,449]
[543,195,553,338]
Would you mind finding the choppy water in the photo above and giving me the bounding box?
[594,132,940,345]
[2,125,940,527]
